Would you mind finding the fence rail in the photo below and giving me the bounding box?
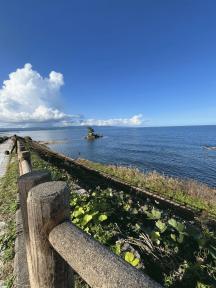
[49,221,159,288]
[17,139,32,175]
[13,137,162,288]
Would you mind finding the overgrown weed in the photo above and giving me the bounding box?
[76,159,216,217]
[0,155,18,286]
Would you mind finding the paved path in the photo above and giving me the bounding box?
[0,139,13,178]
[0,139,13,288]
[0,140,13,288]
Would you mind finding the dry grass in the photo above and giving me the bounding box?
[76,159,216,217]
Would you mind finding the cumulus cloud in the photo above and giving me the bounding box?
[0,63,71,126]
[0,64,144,127]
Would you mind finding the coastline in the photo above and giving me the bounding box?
[11,125,216,187]
[28,138,216,287]
[26,137,216,219]
[1,136,216,287]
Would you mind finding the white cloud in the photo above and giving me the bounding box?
[0,63,71,126]
[76,114,144,126]
[0,64,144,127]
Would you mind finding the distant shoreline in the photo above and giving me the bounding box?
[1,124,216,133]
[2,126,216,187]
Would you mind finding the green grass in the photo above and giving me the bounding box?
[31,152,72,182]
[0,152,71,288]
[0,155,18,287]
[76,159,216,218]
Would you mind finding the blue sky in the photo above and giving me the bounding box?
[0,0,216,127]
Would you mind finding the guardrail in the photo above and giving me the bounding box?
[14,138,162,288]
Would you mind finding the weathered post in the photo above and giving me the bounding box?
[18,151,32,175]
[18,150,31,162]
[10,135,18,154]
[27,181,73,288]
[17,139,30,175]
[17,140,25,153]
[17,171,51,287]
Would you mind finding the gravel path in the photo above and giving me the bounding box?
[0,139,13,178]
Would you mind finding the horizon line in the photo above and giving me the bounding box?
[0,123,216,132]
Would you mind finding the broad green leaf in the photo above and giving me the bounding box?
[131,257,140,267]
[124,251,135,263]
[168,218,177,228]
[70,197,78,206]
[171,233,176,241]
[124,252,140,266]
[141,205,148,212]
[98,214,108,222]
[114,244,121,256]
[132,208,138,214]
[176,222,185,233]
[81,214,93,226]
[177,234,184,243]
[72,218,79,224]
[168,218,185,233]
[146,208,161,220]
[151,208,161,219]
[150,231,160,242]
[156,220,167,233]
[72,207,85,218]
[84,227,90,233]
[134,223,141,231]
[123,204,130,211]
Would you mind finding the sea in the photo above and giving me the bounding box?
[1,125,216,187]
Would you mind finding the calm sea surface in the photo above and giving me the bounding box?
[2,126,216,186]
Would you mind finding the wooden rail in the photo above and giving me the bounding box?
[17,140,32,175]
[13,137,162,288]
